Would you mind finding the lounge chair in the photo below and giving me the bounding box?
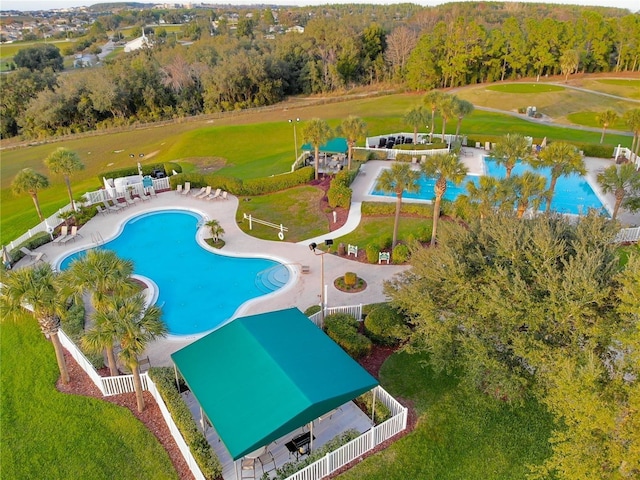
[102,201,122,213]
[196,186,211,199]
[191,186,206,198]
[96,205,108,215]
[176,184,183,195]
[140,191,151,201]
[61,226,80,244]
[221,191,228,200]
[205,188,221,201]
[181,182,191,196]
[124,192,137,206]
[52,226,69,245]
[20,247,46,264]
[149,187,157,198]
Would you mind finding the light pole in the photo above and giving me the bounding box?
[309,239,333,324]
[289,118,300,164]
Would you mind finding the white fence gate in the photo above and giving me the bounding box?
[308,304,363,328]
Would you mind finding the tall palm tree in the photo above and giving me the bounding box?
[423,90,443,142]
[533,142,585,212]
[457,176,503,220]
[205,219,225,241]
[437,94,457,141]
[0,263,70,384]
[452,98,474,140]
[403,106,431,144]
[102,293,166,412]
[11,168,50,222]
[507,172,549,218]
[597,163,640,220]
[376,162,421,249]
[422,152,469,246]
[302,118,332,180]
[492,133,532,179]
[624,109,640,165]
[337,115,367,171]
[596,110,618,145]
[60,249,137,376]
[44,147,85,211]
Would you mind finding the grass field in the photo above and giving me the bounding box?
[0,318,178,480]
[566,111,629,130]
[338,352,553,480]
[0,89,634,244]
[486,83,565,93]
[332,216,433,252]
[572,78,640,100]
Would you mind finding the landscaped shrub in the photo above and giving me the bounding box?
[9,231,51,264]
[59,300,103,368]
[337,243,346,255]
[366,243,380,264]
[204,174,244,194]
[392,244,410,264]
[573,143,614,159]
[164,162,182,175]
[271,429,361,479]
[304,305,321,316]
[361,201,433,217]
[148,367,222,480]
[333,168,359,187]
[364,304,410,347]
[344,272,357,286]
[356,391,392,424]
[324,313,372,359]
[169,172,208,189]
[242,166,314,195]
[327,183,352,208]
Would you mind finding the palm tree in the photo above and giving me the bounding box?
[423,90,443,142]
[376,162,421,249]
[596,110,618,145]
[597,163,640,220]
[11,168,50,222]
[507,172,549,218]
[99,293,166,412]
[337,116,367,171]
[533,142,585,212]
[457,176,502,220]
[452,98,474,140]
[205,219,225,242]
[60,249,137,376]
[403,106,431,144]
[44,147,85,211]
[0,264,70,384]
[624,109,640,165]
[492,133,532,179]
[437,94,457,141]
[560,49,580,83]
[422,153,469,246]
[302,118,332,180]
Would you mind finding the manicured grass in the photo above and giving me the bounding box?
[0,318,178,480]
[618,243,640,267]
[566,111,628,130]
[338,352,553,480]
[598,79,640,87]
[235,186,329,242]
[331,216,432,252]
[486,83,565,93]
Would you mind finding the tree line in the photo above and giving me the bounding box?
[1,3,638,139]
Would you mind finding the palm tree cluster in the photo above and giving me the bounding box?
[0,250,167,412]
[421,91,474,142]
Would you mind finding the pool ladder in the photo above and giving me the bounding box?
[91,232,104,246]
[196,215,210,229]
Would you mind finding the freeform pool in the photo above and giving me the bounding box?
[370,158,605,215]
[59,210,290,336]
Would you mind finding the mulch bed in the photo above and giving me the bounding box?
[56,350,194,480]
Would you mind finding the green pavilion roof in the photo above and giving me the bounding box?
[171,308,378,460]
[301,137,348,154]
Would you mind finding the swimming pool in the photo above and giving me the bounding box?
[370,158,605,215]
[59,210,290,336]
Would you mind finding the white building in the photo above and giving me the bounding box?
[124,29,152,53]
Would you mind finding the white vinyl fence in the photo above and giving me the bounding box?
[57,329,206,480]
[355,146,450,160]
[284,385,408,480]
[308,304,363,329]
[614,227,640,243]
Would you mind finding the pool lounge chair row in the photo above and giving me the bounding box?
[176,183,228,200]
[52,225,81,246]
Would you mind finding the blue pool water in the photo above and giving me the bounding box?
[59,210,289,336]
[370,158,605,215]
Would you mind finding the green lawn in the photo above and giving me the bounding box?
[338,352,553,480]
[566,111,629,130]
[235,186,329,242]
[332,216,433,253]
[486,83,565,93]
[0,318,178,480]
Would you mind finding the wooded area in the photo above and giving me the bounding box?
[0,2,637,139]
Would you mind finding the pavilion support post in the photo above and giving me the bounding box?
[174,364,180,392]
[310,421,314,453]
[200,406,206,432]
[371,387,377,425]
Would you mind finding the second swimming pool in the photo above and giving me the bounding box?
[59,210,290,336]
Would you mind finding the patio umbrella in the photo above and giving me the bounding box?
[2,246,13,269]
[541,137,547,148]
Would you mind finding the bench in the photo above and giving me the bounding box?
[301,265,310,274]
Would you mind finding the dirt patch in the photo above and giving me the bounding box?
[178,156,228,173]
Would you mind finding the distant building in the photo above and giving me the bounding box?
[124,29,152,52]
[286,25,304,34]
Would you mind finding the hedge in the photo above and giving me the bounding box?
[357,391,391,424]
[573,142,615,159]
[8,231,51,265]
[361,201,434,217]
[364,304,410,347]
[324,313,372,359]
[392,244,410,264]
[98,162,173,183]
[59,300,104,369]
[148,367,222,480]
[327,183,352,208]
